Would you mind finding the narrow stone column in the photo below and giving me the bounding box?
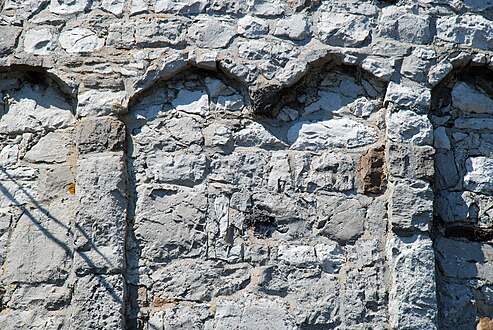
[385,89,438,329]
[69,116,127,329]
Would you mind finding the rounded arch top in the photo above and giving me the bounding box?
[0,65,76,135]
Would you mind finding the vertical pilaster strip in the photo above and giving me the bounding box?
[384,82,438,329]
[69,116,127,329]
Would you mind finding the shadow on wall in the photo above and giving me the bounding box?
[432,65,493,329]
[123,61,388,329]
[0,68,123,328]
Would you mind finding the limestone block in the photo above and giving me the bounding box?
[150,261,251,301]
[73,244,125,276]
[316,194,365,243]
[69,274,125,330]
[211,297,297,329]
[387,110,433,146]
[188,19,235,48]
[101,0,126,16]
[387,233,437,329]
[77,90,127,116]
[376,7,432,44]
[24,131,72,163]
[437,15,493,50]
[0,27,22,55]
[451,82,493,114]
[315,243,345,273]
[238,15,269,38]
[435,238,493,279]
[455,118,493,130]
[249,0,285,16]
[60,28,104,53]
[37,165,75,201]
[23,28,56,55]
[155,0,208,14]
[1,207,72,283]
[342,267,387,327]
[434,190,476,224]
[384,81,431,113]
[435,151,459,190]
[306,151,356,192]
[288,118,378,151]
[5,0,50,17]
[172,89,209,115]
[146,151,207,185]
[0,85,74,134]
[278,244,317,267]
[75,153,126,250]
[209,150,268,186]
[316,12,371,47]
[129,0,148,14]
[428,60,453,86]
[389,179,433,231]
[134,19,185,46]
[76,116,125,154]
[234,121,286,148]
[134,185,207,262]
[464,157,493,193]
[50,0,91,14]
[215,93,244,111]
[287,274,341,326]
[437,282,476,330]
[433,127,451,150]
[274,14,310,40]
[361,56,394,81]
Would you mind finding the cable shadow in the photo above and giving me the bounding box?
[0,166,123,305]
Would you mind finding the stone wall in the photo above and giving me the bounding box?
[0,0,492,329]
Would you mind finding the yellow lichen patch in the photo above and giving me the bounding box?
[68,182,76,195]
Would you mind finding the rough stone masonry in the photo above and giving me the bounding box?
[0,0,493,329]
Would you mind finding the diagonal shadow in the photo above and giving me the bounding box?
[0,166,123,305]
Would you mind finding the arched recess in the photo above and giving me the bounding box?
[0,67,77,328]
[432,65,493,329]
[124,59,388,329]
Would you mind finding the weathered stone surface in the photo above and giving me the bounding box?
[100,0,125,16]
[436,238,493,279]
[0,27,22,55]
[316,12,371,47]
[60,28,104,53]
[437,15,493,50]
[2,2,489,329]
[155,0,208,14]
[77,90,127,116]
[376,7,431,44]
[211,297,298,329]
[387,234,437,329]
[134,19,185,46]
[25,131,72,163]
[387,110,433,146]
[389,179,433,231]
[188,19,235,48]
[76,116,125,154]
[69,274,125,329]
[451,82,493,114]
[50,0,91,14]
[238,15,269,38]
[385,82,431,113]
[23,28,56,55]
[316,194,365,243]
[288,118,378,150]
[274,14,309,40]
[464,157,493,193]
[360,145,386,194]
[0,84,74,134]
